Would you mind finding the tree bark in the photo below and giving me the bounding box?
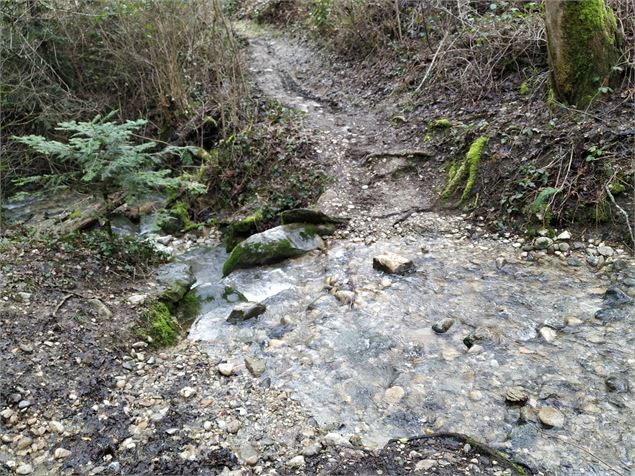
[544,0,622,107]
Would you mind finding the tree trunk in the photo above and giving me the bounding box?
[544,0,622,107]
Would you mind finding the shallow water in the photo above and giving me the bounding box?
[185,232,634,474]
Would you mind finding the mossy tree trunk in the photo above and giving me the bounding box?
[544,0,622,107]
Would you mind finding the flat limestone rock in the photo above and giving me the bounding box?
[372,252,414,275]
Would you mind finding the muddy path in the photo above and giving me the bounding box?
[246,32,442,238]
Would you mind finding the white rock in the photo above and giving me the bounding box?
[48,420,64,434]
[127,294,147,305]
[218,363,234,376]
[538,407,565,428]
[539,327,557,343]
[16,464,33,475]
[287,455,306,468]
[384,386,405,405]
[54,448,71,459]
[556,231,571,241]
[323,432,351,447]
[180,387,196,398]
[372,252,414,274]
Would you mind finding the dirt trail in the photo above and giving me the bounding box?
[246,32,442,235]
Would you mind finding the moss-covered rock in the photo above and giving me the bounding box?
[280,208,348,226]
[222,223,324,276]
[220,210,265,252]
[155,262,196,305]
[141,301,179,348]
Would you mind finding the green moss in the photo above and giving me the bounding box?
[222,238,304,276]
[69,209,81,219]
[141,302,178,348]
[519,81,530,96]
[221,210,264,251]
[429,119,452,129]
[442,136,488,203]
[550,0,621,106]
[176,291,201,322]
[608,179,626,195]
[461,136,488,201]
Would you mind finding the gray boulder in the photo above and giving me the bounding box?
[222,224,324,276]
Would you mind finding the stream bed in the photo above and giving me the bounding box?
[183,228,634,474]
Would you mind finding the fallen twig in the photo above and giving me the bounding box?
[52,294,74,318]
[605,184,635,254]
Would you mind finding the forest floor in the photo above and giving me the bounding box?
[1,24,633,476]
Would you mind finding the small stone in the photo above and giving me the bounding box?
[534,237,553,250]
[19,343,34,353]
[566,256,583,267]
[415,459,436,471]
[127,294,147,305]
[88,299,112,319]
[505,386,528,405]
[334,290,355,305]
[539,327,557,343]
[226,420,241,434]
[244,357,266,377]
[372,252,414,275]
[180,387,196,399]
[18,400,31,409]
[16,464,33,475]
[564,316,583,326]
[16,437,33,450]
[605,376,629,393]
[1,408,14,419]
[324,432,351,447]
[432,318,455,334]
[598,245,614,257]
[287,455,306,468]
[218,363,234,376]
[495,257,506,269]
[538,407,565,428]
[556,231,571,241]
[558,242,570,252]
[384,386,405,405]
[227,302,266,323]
[54,448,72,459]
[240,442,259,466]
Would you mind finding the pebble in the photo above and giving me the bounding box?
[54,447,72,459]
[244,357,266,377]
[534,237,553,250]
[16,437,33,450]
[323,432,351,447]
[415,459,436,471]
[538,407,565,428]
[505,386,528,405]
[240,441,259,466]
[556,231,571,241]
[372,252,414,274]
[598,245,614,257]
[18,400,31,409]
[15,464,33,475]
[384,386,405,405]
[180,387,196,399]
[287,455,306,468]
[218,363,234,376]
[539,327,557,343]
[432,318,455,334]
